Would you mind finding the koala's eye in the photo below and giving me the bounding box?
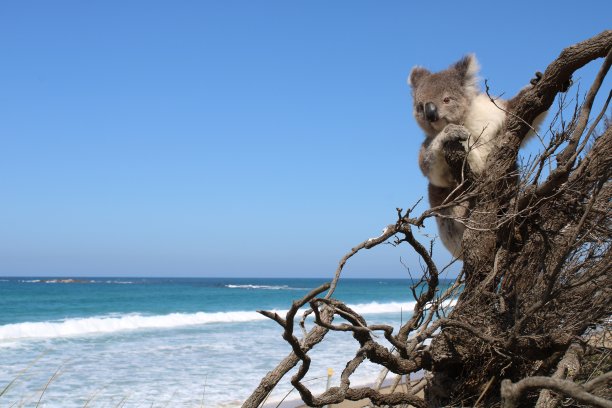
[417,103,424,112]
[443,97,451,104]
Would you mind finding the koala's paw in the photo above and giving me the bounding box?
[441,124,470,143]
[530,71,572,92]
[429,124,470,156]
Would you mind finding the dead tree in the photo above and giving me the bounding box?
[243,30,612,408]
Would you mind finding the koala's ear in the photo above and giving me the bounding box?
[453,54,480,92]
[408,66,430,88]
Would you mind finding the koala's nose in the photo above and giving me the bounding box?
[424,102,439,122]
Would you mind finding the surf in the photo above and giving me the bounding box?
[0,300,421,342]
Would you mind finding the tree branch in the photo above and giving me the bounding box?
[501,372,612,408]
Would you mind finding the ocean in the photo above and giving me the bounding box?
[0,277,441,407]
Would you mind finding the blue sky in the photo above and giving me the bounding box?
[0,1,610,278]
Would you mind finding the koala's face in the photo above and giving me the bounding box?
[409,55,480,136]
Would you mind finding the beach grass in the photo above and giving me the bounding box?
[35,364,63,408]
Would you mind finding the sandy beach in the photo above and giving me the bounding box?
[263,378,425,408]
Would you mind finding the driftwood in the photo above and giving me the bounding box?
[243,30,612,408]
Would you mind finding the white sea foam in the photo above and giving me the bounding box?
[225,284,307,290]
[347,300,418,315]
[0,311,270,342]
[347,298,457,316]
[226,284,287,289]
[16,278,135,284]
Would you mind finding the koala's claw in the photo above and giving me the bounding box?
[560,77,573,93]
[530,71,543,86]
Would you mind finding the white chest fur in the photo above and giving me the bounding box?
[462,94,507,174]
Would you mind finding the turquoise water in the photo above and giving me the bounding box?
[0,277,445,407]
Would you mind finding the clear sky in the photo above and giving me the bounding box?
[0,1,610,278]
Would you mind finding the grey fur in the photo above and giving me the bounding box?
[409,55,521,258]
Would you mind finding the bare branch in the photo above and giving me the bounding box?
[501,373,612,408]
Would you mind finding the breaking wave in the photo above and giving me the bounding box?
[0,311,268,342]
[225,284,306,290]
[347,301,418,315]
[0,300,439,342]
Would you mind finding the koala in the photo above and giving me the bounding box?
[408,54,547,258]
